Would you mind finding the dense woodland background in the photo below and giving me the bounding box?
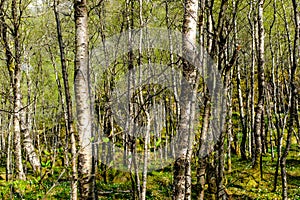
[0,0,299,199]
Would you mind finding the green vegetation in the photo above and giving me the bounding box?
[0,145,299,199]
[0,0,299,199]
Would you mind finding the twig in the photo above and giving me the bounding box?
[42,169,66,200]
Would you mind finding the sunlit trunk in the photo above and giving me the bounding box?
[173,0,198,199]
[74,0,96,198]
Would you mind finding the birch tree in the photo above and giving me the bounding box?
[53,1,78,198]
[11,0,26,180]
[280,0,299,199]
[173,0,198,199]
[74,0,96,198]
[0,0,41,179]
[253,0,265,176]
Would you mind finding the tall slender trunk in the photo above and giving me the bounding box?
[1,0,14,181]
[173,0,198,199]
[226,71,232,173]
[280,0,299,199]
[138,1,150,199]
[196,1,207,199]
[123,0,141,199]
[139,84,150,200]
[6,116,13,181]
[273,0,293,192]
[74,0,96,199]
[253,0,265,175]
[12,42,25,181]
[235,0,247,159]
[268,0,277,162]
[54,1,78,198]
[165,1,178,160]
[196,97,210,200]
[237,60,247,159]
[21,67,41,174]
[12,0,25,180]
[247,0,256,161]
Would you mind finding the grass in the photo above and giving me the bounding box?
[0,145,299,199]
[226,144,300,199]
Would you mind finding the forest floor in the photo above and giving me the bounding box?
[0,145,299,199]
[226,145,300,200]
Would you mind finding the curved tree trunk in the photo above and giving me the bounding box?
[21,71,41,174]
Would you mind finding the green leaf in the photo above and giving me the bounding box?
[45,160,51,167]
[102,137,109,143]
[155,139,162,147]
[44,150,50,156]
[57,147,63,153]
[90,137,95,142]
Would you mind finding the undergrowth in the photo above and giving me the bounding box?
[0,145,299,199]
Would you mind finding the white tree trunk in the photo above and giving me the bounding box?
[12,0,25,181]
[13,63,26,180]
[173,0,198,199]
[74,0,96,199]
[253,0,265,173]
